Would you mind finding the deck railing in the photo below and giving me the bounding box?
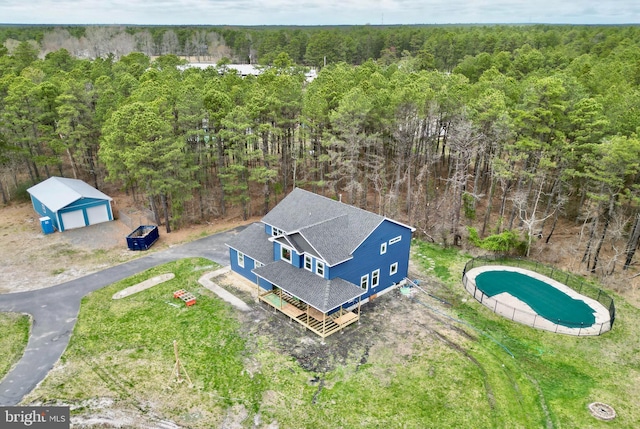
[258,289,360,338]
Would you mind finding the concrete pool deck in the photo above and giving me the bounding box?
[464,265,612,336]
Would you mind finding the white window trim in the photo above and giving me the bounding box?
[371,269,380,288]
[304,254,313,271]
[281,245,292,263]
[380,242,387,255]
[360,274,369,290]
[237,251,245,268]
[389,236,402,245]
[255,261,264,268]
[390,262,398,276]
[272,226,283,236]
[316,261,325,277]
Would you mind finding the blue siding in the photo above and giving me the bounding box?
[273,241,282,261]
[258,278,274,291]
[229,247,259,283]
[331,220,412,300]
[229,246,274,291]
[315,258,328,279]
[303,255,328,279]
[64,197,109,210]
[231,216,412,307]
[265,223,285,236]
[274,241,302,268]
[31,196,113,232]
[30,195,59,231]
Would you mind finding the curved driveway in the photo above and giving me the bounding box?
[0,227,240,406]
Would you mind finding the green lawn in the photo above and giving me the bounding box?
[0,312,30,381]
[20,249,640,428]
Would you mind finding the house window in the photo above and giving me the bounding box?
[360,274,369,290]
[371,269,380,288]
[237,252,245,268]
[390,262,398,276]
[281,246,292,263]
[255,261,264,268]
[380,242,387,255]
[304,255,313,271]
[389,236,402,245]
[316,261,325,277]
[272,227,283,236]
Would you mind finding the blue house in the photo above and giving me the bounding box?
[226,188,414,337]
[27,176,114,232]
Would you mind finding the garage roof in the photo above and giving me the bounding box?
[27,177,112,212]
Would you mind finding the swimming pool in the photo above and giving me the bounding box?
[463,265,612,335]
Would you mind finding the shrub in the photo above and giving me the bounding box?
[467,227,527,256]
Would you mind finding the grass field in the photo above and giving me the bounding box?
[0,312,30,381]
[18,246,640,428]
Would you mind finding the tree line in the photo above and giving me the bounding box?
[4,24,640,68]
[1,25,640,276]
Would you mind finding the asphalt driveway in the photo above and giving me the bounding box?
[0,227,242,406]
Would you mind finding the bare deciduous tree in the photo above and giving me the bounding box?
[161,30,180,56]
[135,31,156,57]
[445,115,484,244]
[512,178,555,257]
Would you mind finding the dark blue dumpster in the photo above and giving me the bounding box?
[126,225,159,251]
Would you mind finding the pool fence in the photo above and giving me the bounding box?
[462,256,615,336]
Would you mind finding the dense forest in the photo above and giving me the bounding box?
[2,24,640,277]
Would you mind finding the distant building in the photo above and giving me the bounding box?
[179,63,317,82]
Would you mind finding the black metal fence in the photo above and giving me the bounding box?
[462,256,615,336]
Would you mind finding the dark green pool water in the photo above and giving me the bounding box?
[475,270,596,328]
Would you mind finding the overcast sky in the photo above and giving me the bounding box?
[1,0,638,26]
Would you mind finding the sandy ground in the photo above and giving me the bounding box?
[0,202,257,294]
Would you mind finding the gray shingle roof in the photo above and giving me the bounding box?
[225,223,273,264]
[262,188,384,265]
[27,176,112,212]
[253,261,365,312]
[287,232,319,257]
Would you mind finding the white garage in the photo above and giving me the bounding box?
[27,177,114,232]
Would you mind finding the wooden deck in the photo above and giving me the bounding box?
[259,289,360,338]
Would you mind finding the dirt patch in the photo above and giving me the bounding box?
[222,272,462,376]
[526,219,640,305]
[0,200,256,294]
